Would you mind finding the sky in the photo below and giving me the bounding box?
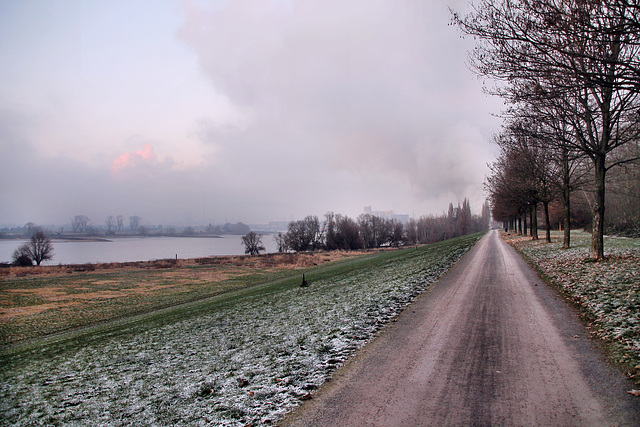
[0,0,503,228]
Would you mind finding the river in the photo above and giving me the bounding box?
[0,235,279,265]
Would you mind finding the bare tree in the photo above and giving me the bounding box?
[30,231,54,265]
[405,218,418,245]
[242,232,265,256]
[285,216,324,252]
[105,216,116,234]
[273,232,288,253]
[71,215,90,233]
[307,215,325,251]
[334,214,362,250]
[13,230,54,266]
[389,220,405,248]
[417,213,457,244]
[285,219,311,252]
[458,198,473,238]
[357,214,399,248]
[357,214,375,249]
[116,215,124,231]
[129,216,141,231]
[481,200,491,231]
[324,212,338,250]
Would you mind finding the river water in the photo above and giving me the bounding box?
[0,235,279,265]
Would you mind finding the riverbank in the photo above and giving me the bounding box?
[0,250,373,346]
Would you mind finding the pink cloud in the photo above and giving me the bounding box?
[111,143,157,175]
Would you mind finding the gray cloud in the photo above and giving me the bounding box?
[180,0,501,217]
[0,1,501,227]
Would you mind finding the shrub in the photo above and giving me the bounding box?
[12,244,33,266]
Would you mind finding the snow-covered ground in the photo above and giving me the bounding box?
[505,231,640,383]
[1,235,480,426]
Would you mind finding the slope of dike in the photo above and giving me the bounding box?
[1,234,482,426]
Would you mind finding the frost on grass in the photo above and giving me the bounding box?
[0,236,479,426]
[506,231,640,382]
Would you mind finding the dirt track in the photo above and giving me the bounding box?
[281,230,640,426]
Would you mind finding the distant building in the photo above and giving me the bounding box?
[363,206,409,223]
[268,221,290,231]
[249,221,290,233]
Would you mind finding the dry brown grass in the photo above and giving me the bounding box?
[0,251,373,344]
[1,250,368,280]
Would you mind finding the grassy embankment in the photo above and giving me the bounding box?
[0,252,363,347]
[503,230,640,384]
[1,233,483,426]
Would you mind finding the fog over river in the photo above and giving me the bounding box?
[0,235,278,265]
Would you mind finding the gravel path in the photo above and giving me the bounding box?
[281,230,640,426]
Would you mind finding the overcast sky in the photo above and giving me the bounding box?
[0,0,502,228]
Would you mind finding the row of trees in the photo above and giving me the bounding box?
[454,0,640,258]
[486,122,639,243]
[72,214,142,234]
[260,199,489,254]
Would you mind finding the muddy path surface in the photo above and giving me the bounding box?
[281,230,640,426]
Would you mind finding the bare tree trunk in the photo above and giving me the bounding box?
[591,154,606,259]
[543,201,551,243]
[531,204,539,240]
[561,148,571,249]
[563,188,571,249]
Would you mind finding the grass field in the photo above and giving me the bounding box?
[503,230,640,384]
[0,233,483,426]
[0,251,365,346]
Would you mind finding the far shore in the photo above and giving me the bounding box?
[0,233,231,242]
